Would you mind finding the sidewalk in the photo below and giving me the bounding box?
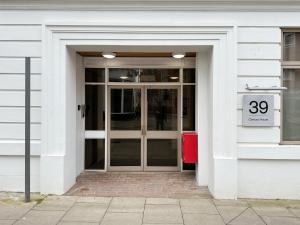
[0,193,300,225]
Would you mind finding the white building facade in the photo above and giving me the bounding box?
[0,0,300,199]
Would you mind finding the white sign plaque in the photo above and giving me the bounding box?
[242,95,274,127]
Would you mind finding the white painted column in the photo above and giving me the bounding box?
[196,51,212,187]
[210,35,238,199]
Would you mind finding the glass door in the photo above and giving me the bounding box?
[108,86,144,171]
[108,85,180,171]
[144,86,180,171]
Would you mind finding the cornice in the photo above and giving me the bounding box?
[1,0,300,11]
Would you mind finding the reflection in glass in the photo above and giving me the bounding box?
[183,69,196,83]
[283,32,300,61]
[85,139,105,169]
[282,69,300,141]
[85,68,105,82]
[147,139,177,166]
[109,69,139,82]
[85,85,105,130]
[140,69,179,82]
[111,89,141,130]
[147,89,177,131]
[183,85,195,131]
[110,139,141,166]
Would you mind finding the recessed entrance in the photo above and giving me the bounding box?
[108,86,180,171]
[83,56,196,172]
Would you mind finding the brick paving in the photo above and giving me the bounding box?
[1,194,300,225]
[66,171,211,198]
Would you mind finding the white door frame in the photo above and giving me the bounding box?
[42,22,237,199]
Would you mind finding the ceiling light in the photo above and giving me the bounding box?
[170,76,179,80]
[120,76,128,80]
[172,52,185,59]
[102,52,116,59]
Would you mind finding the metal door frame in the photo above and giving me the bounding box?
[108,85,144,171]
[144,85,181,171]
[107,84,181,171]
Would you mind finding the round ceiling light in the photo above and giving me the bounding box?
[102,52,116,59]
[172,52,185,59]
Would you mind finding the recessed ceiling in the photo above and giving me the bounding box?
[77,52,196,57]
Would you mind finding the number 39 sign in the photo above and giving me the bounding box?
[242,95,274,127]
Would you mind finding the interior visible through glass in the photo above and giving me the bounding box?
[85,139,105,169]
[110,88,141,130]
[110,139,141,166]
[85,68,105,82]
[109,69,139,82]
[183,68,196,83]
[85,85,105,130]
[109,68,179,82]
[147,89,178,131]
[183,85,196,131]
[140,69,179,82]
[282,69,300,141]
[147,139,178,167]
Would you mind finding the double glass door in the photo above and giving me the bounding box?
[108,85,180,171]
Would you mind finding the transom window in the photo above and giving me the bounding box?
[282,30,300,143]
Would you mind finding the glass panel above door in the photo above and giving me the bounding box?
[109,68,180,82]
[147,89,178,131]
[85,68,105,82]
[109,69,139,82]
[140,69,179,82]
[110,88,141,130]
[183,68,196,83]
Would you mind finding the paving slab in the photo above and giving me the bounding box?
[290,208,300,217]
[100,212,143,225]
[216,206,248,223]
[247,199,293,207]
[183,213,225,225]
[34,196,77,211]
[213,199,249,207]
[0,202,34,220]
[180,199,218,214]
[108,197,145,213]
[14,210,65,225]
[143,224,183,225]
[146,198,179,205]
[58,222,99,225]
[143,204,183,224]
[62,203,107,222]
[228,208,265,225]
[253,206,295,217]
[262,216,300,225]
[76,197,111,205]
[0,220,16,225]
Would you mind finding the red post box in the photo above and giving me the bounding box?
[182,132,198,163]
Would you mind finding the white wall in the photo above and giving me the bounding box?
[0,24,42,192]
[0,9,299,198]
[238,160,300,199]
